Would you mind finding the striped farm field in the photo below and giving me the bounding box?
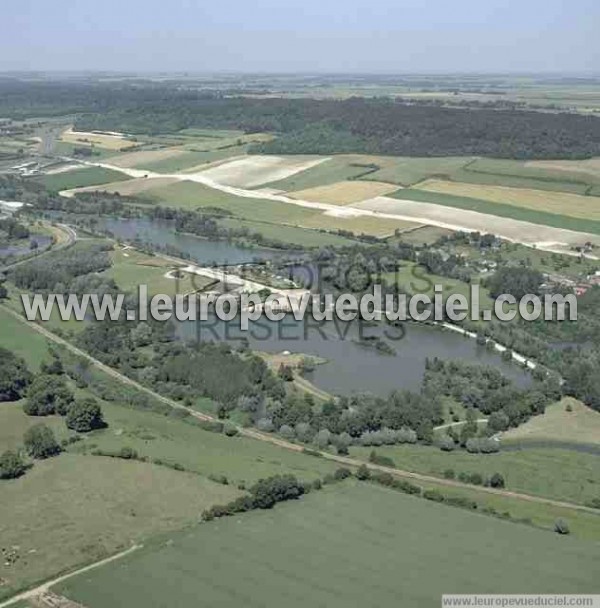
[289,180,399,204]
[415,180,600,221]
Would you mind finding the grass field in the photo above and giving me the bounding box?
[502,398,600,446]
[141,180,418,237]
[101,247,209,296]
[458,158,600,194]
[68,402,337,484]
[389,188,600,236]
[381,260,493,305]
[260,156,374,191]
[105,147,192,169]
[350,442,600,506]
[217,217,358,247]
[140,147,250,173]
[290,180,399,204]
[416,179,600,222]
[0,401,68,451]
[39,167,130,192]
[0,453,241,598]
[55,482,600,608]
[0,305,52,371]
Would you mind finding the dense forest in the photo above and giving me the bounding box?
[1,80,600,158]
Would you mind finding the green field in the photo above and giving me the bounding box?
[0,305,52,370]
[69,402,337,484]
[0,453,241,598]
[218,216,358,247]
[391,187,600,235]
[351,443,600,506]
[259,156,376,191]
[136,145,250,173]
[55,482,600,608]
[457,158,600,194]
[100,247,212,296]
[38,167,130,191]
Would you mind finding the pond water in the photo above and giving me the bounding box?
[49,213,291,266]
[40,212,532,396]
[177,315,532,396]
[0,234,53,258]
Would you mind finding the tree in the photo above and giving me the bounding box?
[0,284,7,300]
[24,375,74,416]
[0,347,32,402]
[23,424,61,459]
[65,398,105,432]
[0,450,26,479]
[489,472,505,488]
[356,464,371,480]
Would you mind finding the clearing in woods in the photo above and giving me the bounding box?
[54,482,600,608]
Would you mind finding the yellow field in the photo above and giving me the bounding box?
[106,148,189,168]
[68,176,180,197]
[526,158,600,178]
[290,180,399,205]
[59,128,136,151]
[300,210,421,237]
[502,398,600,445]
[415,179,600,220]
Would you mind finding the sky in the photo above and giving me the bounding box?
[2,0,598,73]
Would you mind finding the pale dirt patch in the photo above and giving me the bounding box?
[502,398,600,445]
[289,180,399,205]
[354,196,600,251]
[415,179,600,221]
[45,163,85,175]
[192,155,329,188]
[525,158,600,178]
[59,128,135,151]
[107,148,189,168]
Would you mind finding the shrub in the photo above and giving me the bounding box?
[208,474,229,485]
[312,478,322,490]
[423,489,445,502]
[439,436,455,452]
[23,424,61,459]
[118,446,138,460]
[66,398,105,432]
[279,424,295,440]
[489,472,505,488]
[356,464,371,480]
[334,467,352,481]
[368,450,395,468]
[554,519,570,535]
[468,472,484,486]
[443,468,455,479]
[0,450,26,479]
[223,423,239,437]
[256,418,274,432]
[198,420,224,433]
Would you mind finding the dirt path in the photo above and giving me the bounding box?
[0,546,140,608]
[2,303,599,517]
